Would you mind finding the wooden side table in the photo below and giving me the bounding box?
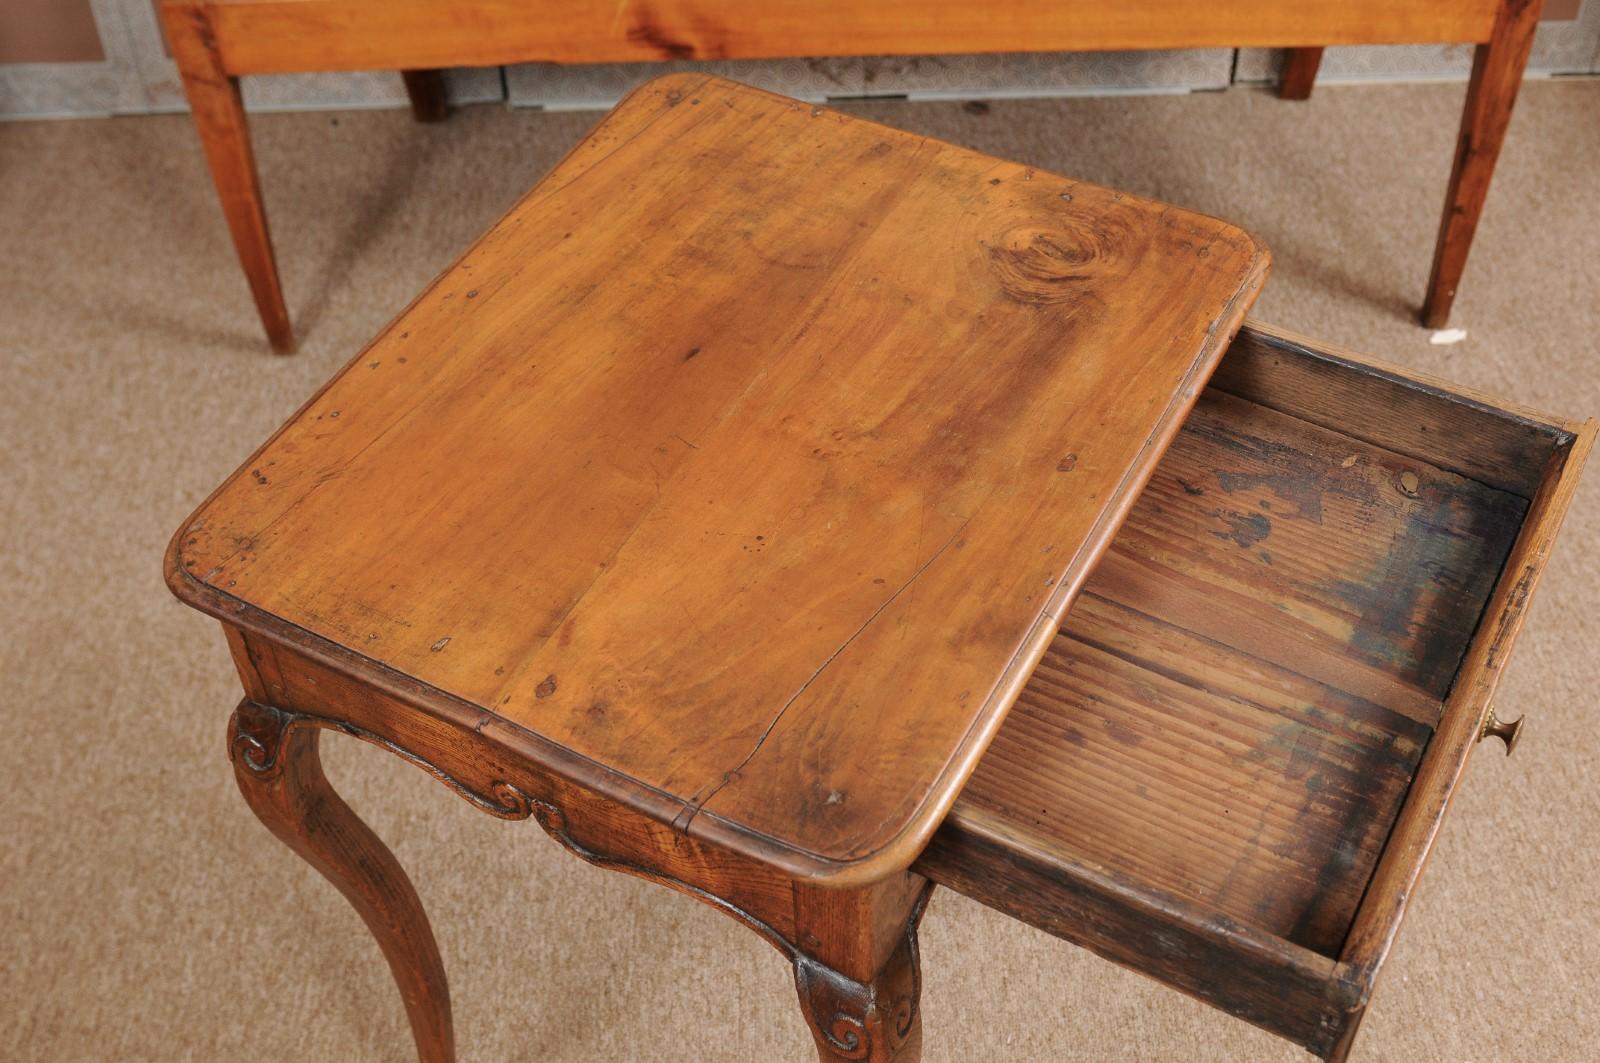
[168,76,1591,1061]
[161,0,1546,352]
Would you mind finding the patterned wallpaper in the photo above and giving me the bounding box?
[503,50,1233,110]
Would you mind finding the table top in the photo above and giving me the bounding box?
[170,74,1268,883]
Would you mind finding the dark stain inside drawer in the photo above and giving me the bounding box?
[959,389,1528,956]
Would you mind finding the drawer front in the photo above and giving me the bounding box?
[917,322,1593,1060]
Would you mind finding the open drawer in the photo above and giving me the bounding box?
[916,322,1594,1060]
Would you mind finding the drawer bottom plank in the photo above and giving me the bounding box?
[987,592,1428,956]
[943,386,1525,956]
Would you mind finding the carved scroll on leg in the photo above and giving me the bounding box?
[794,936,922,1062]
[228,700,454,1063]
[791,885,930,1062]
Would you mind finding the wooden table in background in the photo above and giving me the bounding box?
[161,0,1546,352]
[168,74,1590,1063]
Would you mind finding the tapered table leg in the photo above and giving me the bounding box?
[163,3,294,352]
[402,69,451,123]
[228,701,454,1063]
[1422,0,1544,328]
[1278,47,1324,100]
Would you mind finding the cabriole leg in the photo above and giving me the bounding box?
[790,878,933,1062]
[228,700,453,1063]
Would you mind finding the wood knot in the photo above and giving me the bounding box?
[985,216,1127,307]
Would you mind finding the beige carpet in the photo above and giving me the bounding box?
[3,79,1598,1062]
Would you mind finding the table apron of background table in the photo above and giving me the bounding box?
[161,0,1544,352]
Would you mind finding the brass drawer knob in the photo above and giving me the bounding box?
[1478,706,1524,755]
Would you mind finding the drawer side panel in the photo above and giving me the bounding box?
[917,813,1351,1052]
[1340,419,1595,987]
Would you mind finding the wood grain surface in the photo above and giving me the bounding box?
[168,74,1268,882]
[1100,390,1527,707]
[186,0,1499,74]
